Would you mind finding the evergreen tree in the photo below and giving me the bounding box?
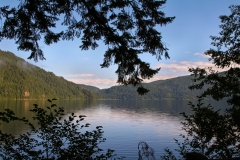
[0,0,175,94]
[162,5,240,159]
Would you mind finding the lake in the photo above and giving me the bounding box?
[0,99,228,159]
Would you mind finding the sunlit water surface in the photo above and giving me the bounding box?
[0,99,228,159]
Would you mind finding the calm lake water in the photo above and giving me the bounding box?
[0,99,228,159]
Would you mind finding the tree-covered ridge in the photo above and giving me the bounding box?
[77,84,101,93]
[81,76,210,100]
[0,50,97,100]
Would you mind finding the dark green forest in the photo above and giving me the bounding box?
[79,76,210,100]
[0,50,97,100]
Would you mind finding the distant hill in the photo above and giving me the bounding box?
[80,76,209,100]
[0,50,97,100]
[77,84,100,93]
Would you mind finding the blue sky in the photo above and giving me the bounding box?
[0,0,239,89]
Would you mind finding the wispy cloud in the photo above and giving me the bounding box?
[64,73,118,88]
[146,60,231,83]
[65,74,95,78]
[154,61,228,73]
[144,73,181,83]
[194,52,211,58]
[66,77,118,89]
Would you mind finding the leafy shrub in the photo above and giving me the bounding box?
[161,98,240,159]
[0,99,120,160]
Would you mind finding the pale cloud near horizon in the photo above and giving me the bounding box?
[65,73,95,78]
[143,73,181,83]
[67,77,118,89]
[64,73,118,89]
[194,52,211,59]
[64,59,230,89]
[145,60,230,84]
[154,61,228,73]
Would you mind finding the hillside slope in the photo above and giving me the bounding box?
[78,84,101,93]
[0,50,97,100]
[87,76,209,100]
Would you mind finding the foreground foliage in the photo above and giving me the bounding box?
[161,99,240,160]
[189,5,240,107]
[0,99,118,160]
[161,5,240,159]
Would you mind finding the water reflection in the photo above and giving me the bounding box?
[0,99,229,159]
[0,99,229,135]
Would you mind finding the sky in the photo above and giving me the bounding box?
[0,0,239,89]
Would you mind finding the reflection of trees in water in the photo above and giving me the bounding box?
[24,100,29,109]
[98,100,194,115]
[0,100,46,135]
[0,99,229,136]
[138,141,156,160]
[0,100,97,135]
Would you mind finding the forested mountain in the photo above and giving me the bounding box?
[0,50,97,100]
[77,84,101,93]
[0,49,210,100]
[81,76,210,100]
